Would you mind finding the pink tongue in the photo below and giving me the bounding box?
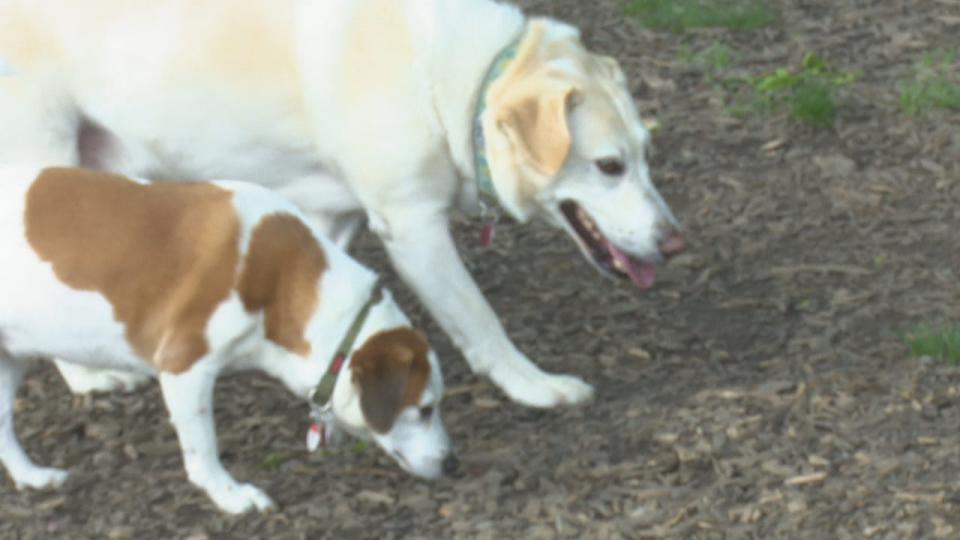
[606,241,656,290]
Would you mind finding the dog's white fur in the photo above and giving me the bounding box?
[0,164,451,514]
[0,0,681,408]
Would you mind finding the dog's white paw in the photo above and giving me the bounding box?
[13,466,68,490]
[55,361,151,394]
[489,362,594,408]
[208,482,275,514]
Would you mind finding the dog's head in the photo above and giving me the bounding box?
[483,20,684,290]
[330,293,453,479]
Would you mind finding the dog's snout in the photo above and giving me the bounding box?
[442,453,459,475]
[658,230,686,258]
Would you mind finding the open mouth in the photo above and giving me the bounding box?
[560,200,658,290]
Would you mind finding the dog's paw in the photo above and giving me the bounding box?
[208,482,275,515]
[13,466,69,490]
[55,361,151,394]
[489,362,594,408]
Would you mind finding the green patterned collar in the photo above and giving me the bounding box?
[471,29,525,216]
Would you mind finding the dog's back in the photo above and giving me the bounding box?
[0,165,360,373]
[0,165,116,363]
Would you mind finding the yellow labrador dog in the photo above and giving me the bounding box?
[0,0,684,408]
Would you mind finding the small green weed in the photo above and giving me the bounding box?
[676,46,855,126]
[352,440,370,453]
[899,49,960,114]
[677,42,736,81]
[261,451,288,470]
[906,325,960,363]
[744,53,858,125]
[699,42,735,74]
[789,79,836,125]
[625,0,776,32]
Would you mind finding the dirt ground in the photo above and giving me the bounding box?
[3,1,960,538]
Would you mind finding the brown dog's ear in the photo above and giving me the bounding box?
[495,82,575,177]
[351,329,430,433]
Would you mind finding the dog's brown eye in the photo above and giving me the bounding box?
[420,406,434,419]
[595,158,625,176]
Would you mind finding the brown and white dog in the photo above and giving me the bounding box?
[0,0,684,409]
[0,165,453,514]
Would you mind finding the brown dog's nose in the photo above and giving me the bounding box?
[442,453,459,475]
[659,232,686,258]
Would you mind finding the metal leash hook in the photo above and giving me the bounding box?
[306,402,340,452]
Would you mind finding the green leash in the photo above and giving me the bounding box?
[310,280,383,406]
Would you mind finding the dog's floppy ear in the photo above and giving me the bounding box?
[495,82,576,177]
[350,329,430,433]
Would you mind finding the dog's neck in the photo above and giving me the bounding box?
[255,267,381,401]
[426,0,525,201]
[309,280,383,406]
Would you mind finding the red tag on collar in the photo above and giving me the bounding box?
[331,354,345,374]
[480,221,496,248]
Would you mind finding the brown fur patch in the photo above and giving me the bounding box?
[237,214,327,356]
[350,328,431,434]
[24,167,240,374]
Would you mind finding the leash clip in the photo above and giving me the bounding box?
[306,403,340,452]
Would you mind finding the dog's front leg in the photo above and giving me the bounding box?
[159,366,274,514]
[374,208,593,408]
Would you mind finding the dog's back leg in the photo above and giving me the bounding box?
[0,74,152,395]
[0,349,69,490]
[52,361,152,394]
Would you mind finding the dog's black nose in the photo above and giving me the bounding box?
[442,454,459,475]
